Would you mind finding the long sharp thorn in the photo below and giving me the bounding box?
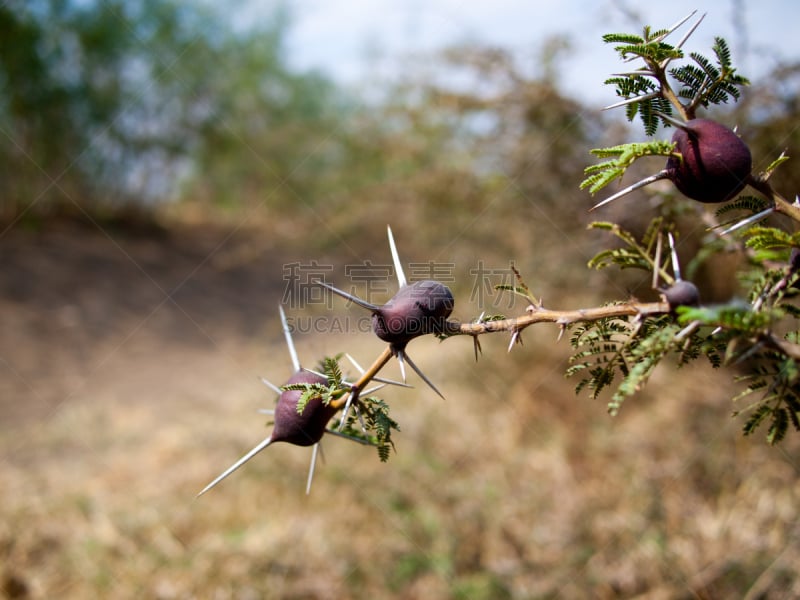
[590,171,670,211]
[306,443,320,495]
[602,91,660,110]
[356,406,368,433]
[401,351,445,400]
[371,376,412,387]
[260,377,282,395]
[338,393,355,430]
[279,305,301,372]
[655,111,688,130]
[325,428,372,445]
[611,70,656,77]
[345,353,407,387]
[257,408,275,415]
[653,231,664,289]
[660,10,698,41]
[718,207,775,236]
[508,330,519,353]
[387,225,407,288]
[301,366,329,380]
[667,232,682,281]
[344,352,406,384]
[196,436,273,497]
[345,353,366,374]
[671,12,705,52]
[363,384,388,396]
[395,350,407,383]
[315,280,381,311]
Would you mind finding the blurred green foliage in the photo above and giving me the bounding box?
[1,0,797,257]
[0,0,341,218]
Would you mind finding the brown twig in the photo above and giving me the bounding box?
[330,347,393,410]
[748,175,800,224]
[445,301,670,337]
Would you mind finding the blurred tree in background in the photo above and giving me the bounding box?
[1,0,797,260]
[0,0,346,220]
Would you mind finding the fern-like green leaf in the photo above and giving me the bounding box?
[767,407,789,444]
[743,404,773,436]
[581,140,675,194]
[602,33,645,45]
[322,356,343,387]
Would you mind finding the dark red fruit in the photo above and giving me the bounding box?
[272,370,337,446]
[372,280,455,347]
[665,118,752,204]
[660,280,701,309]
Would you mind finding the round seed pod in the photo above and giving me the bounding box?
[272,371,337,446]
[660,280,701,310]
[665,118,752,204]
[372,280,455,347]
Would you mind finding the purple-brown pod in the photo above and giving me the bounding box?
[372,279,455,347]
[660,280,701,310]
[665,118,752,204]
[271,370,338,447]
[591,117,754,212]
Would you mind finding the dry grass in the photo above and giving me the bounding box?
[2,220,799,599]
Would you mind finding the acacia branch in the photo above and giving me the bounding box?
[330,347,393,410]
[747,175,800,224]
[444,301,670,337]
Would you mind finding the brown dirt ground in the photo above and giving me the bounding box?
[1,217,799,599]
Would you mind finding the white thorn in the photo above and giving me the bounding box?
[670,12,705,53]
[655,111,688,130]
[590,171,670,211]
[315,280,381,311]
[196,435,273,497]
[387,225,407,288]
[305,443,320,495]
[337,392,355,430]
[325,428,372,445]
[655,10,697,43]
[653,231,663,290]
[357,406,369,434]
[301,366,329,380]
[260,376,282,395]
[667,231,682,282]
[344,353,409,387]
[395,350,407,383]
[610,70,656,78]
[508,330,519,353]
[279,305,301,372]
[401,350,445,400]
[674,320,701,342]
[718,207,775,236]
[257,408,275,415]
[602,91,660,111]
[345,353,365,374]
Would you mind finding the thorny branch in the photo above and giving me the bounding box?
[332,300,671,410]
[443,301,669,336]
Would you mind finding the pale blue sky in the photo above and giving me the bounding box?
[269,0,799,105]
